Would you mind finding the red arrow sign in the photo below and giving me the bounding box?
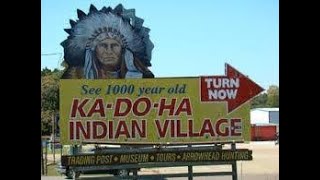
[200,63,264,114]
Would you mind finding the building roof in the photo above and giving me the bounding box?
[251,108,279,112]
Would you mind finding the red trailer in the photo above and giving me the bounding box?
[251,124,277,141]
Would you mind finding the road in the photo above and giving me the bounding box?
[42,141,279,180]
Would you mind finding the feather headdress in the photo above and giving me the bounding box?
[61,4,154,78]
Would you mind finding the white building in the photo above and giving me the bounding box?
[250,108,279,125]
[250,108,279,140]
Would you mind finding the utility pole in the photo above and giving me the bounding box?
[41,137,44,175]
[41,99,45,175]
[52,111,55,164]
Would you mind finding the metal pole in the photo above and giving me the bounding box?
[133,169,138,180]
[231,143,238,180]
[188,144,193,180]
[41,139,45,175]
[61,145,63,157]
[45,141,48,175]
[52,112,55,164]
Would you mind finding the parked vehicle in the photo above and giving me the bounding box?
[56,146,138,179]
[56,161,131,179]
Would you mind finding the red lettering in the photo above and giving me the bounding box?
[133,98,151,116]
[231,118,242,136]
[155,119,170,137]
[216,119,229,136]
[175,98,192,115]
[188,119,199,137]
[158,99,176,116]
[115,120,130,138]
[108,121,113,139]
[114,98,132,117]
[93,121,107,139]
[199,119,215,136]
[170,120,175,137]
[69,121,74,139]
[132,120,146,138]
[177,120,187,137]
[70,98,89,117]
[75,121,91,139]
[87,99,105,117]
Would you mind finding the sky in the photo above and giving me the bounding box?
[41,0,279,90]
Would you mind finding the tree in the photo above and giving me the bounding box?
[41,75,59,111]
[41,69,62,135]
[267,85,279,107]
[251,85,279,109]
[41,67,52,76]
[251,93,268,108]
[41,110,53,135]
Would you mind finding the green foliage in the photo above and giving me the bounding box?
[41,74,60,111]
[41,110,53,135]
[267,85,279,107]
[41,67,63,77]
[41,67,52,76]
[251,93,268,108]
[41,68,62,135]
[251,85,279,109]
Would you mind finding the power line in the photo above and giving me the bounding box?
[41,53,62,56]
[41,52,64,68]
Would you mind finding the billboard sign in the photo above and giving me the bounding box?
[60,64,263,145]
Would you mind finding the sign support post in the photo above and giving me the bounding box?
[45,141,48,175]
[188,144,193,180]
[231,142,238,180]
[41,140,44,175]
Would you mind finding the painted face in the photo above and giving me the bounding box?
[95,38,122,70]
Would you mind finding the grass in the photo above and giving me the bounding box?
[43,163,61,176]
[41,147,65,176]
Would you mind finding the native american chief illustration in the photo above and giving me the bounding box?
[61,4,154,79]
